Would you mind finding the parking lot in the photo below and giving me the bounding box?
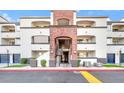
[0,70,124,83]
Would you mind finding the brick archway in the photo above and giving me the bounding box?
[50,26,77,67]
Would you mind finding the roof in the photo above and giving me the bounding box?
[20,16,50,19]
[107,21,124,25]
[0,22,20,25]
[0,16,9,23]
[77,16,108,18]
[51,10,76,12]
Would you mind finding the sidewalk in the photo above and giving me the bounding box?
[0,67,124,72]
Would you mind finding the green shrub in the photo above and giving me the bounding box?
[20,58,27,64]
[77,59,81,67]
[40,59,46,67]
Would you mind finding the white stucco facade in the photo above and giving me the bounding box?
[0,11,124,66]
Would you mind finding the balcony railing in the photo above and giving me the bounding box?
[113,30,124,32]
[0,44,20,46]
[107,44,124,46]
[1,30,15,32]
[77,41,96,44]
[78,57,97,59]
[31,42,49,44]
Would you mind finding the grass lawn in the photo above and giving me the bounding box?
[4,64,28,68]
[103,64,124,68]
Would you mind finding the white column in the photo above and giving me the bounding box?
[115,52,120,65]
[56,56,60,67]
[50,11,53,25]
[73,11,76,25]
[10,54,13,64]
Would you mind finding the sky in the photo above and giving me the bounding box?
[0,10,124,22]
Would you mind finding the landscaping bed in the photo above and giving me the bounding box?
[4,64,28,68]
[103,64,124,68]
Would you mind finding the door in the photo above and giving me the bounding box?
[13,54,20,63]
[61,51,69,63]
[120,54,124,63]
[107,54,115,64]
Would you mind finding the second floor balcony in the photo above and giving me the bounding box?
[77,35,96,44]
[1,38,20,46]
[107,37,124,45]
[1,25,15,32]
[77,50,96,58]
[31,35,49,44]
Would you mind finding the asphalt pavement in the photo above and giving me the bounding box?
[0,71,124,83]
[0,71,87,83]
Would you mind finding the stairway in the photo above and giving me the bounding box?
[36,52,49,67]
[59,63,72,67]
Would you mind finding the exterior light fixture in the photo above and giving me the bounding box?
[50,50,53,53]
[74,50,76,54]
[39,52,42,56]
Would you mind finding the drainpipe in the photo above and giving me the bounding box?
[6,49,9,67]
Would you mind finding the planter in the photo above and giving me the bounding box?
[40,59,47,67]
[30,59,37,67]
[84,61,92,67]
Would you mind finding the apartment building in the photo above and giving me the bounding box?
[0,10,124,67]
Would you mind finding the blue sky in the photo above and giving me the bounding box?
[0,10,124,22]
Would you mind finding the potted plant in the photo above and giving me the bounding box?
[77,59,81,67]
[40,59,47,67]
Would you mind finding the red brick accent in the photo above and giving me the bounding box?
[52,10,74,25]
[50,11,77,65]
[50,26,77,61]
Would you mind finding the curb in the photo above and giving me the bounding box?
[0,68,124,72]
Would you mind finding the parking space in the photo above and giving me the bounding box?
[0,71,87,83]
[90,71,124,83]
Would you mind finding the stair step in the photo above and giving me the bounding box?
[60,63,71,67]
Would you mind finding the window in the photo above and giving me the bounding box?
[57,18,69,25]
[13,54,20,63]
[32,35,49,44]
[0,54,10,63]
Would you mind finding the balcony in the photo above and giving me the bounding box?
[77,35,96,44]
[107,37,124,45]
[112,25,124,32]
[107,37,124,52]
[78,50,96,58]
[31,36,49,50]
[31,35,49,44]
[1,25,15,32]
[31,21,50,28]
[76,20,95,28]
[1,38,20,46]
[77,50,97,64]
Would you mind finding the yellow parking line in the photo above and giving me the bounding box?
[80,71,102,83]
